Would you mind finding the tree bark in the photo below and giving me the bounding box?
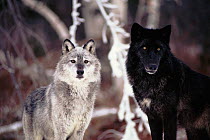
[146,0,161,28]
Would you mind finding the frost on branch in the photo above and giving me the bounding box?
[96,0,150,139]
[69,0,85,45]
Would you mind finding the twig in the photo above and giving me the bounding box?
[4,50,23,104]
[0,27,23,59]
[7,0,36,60]
[92,107,117,118]
[69,0,85,45]
[24,26,47,55]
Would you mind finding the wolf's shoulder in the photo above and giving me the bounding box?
[24,86,48,114]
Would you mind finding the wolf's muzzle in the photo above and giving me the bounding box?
[145,64,158,74]
[76,70,84,79]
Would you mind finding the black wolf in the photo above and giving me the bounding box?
[126,23,210,140]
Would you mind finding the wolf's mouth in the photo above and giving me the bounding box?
[144,64,158,74]
[76,75,84,79]
[145,69,157,74]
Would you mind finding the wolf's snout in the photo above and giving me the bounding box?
[145,64,158,74]
[148,64,157,71]
[77,70,84,75]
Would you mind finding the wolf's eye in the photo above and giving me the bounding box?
[143,47,147,50]
[70,60,76,63]
[157,48,161,51]
[84,60,89,64]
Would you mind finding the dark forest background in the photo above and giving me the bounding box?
[0,0,210,139]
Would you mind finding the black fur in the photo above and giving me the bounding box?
[126,23,210,140]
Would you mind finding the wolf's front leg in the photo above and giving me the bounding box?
[163,111,177,140]
[70,113,92,140]
[54,130,68,140]
[69,129,85,140]
[69,121,87,140]
[53,130,67,140]
[53,122,69,140]
[148,115,163,140]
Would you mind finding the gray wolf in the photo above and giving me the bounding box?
[22,39,101,140]
[126,23,210,140]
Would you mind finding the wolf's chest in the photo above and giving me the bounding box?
[135,86,177,115]
[138,97,166,114]
[52,87,94,117]
[62,95,93,115]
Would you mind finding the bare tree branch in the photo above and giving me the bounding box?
[21,0,70,40]
[96,0,152,139]
[4,50,23,104]
[0,27,23,59]
[69,0,84,45]
[92,108,117,118]
[24,27,47,54]
[0,122,22,135]
[7,0,36,60]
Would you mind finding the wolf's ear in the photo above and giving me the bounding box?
[160,25,171,44]
[131,23,144,42]
[83,39,96,55]
[62,39,75,55]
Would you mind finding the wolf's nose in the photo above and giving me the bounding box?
[77,70,84,75]
[149,64,157,71]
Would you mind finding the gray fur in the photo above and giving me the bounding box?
[22,39,101,140]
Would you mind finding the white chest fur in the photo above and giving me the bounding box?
[140,98,152,108]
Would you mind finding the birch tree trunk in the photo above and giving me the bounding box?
[146,0,161,28]
[81,1,104,39]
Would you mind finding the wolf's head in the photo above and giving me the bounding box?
[54,39,101,84]
[130,23,171,75]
